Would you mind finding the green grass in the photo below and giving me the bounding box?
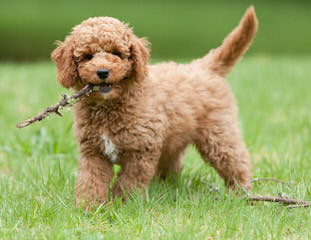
[1,56,311,239]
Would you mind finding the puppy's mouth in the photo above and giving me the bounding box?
[98,82,113,93]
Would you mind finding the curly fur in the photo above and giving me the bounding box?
[51,7,258,207]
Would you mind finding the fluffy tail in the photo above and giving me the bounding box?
[208,6,258,76]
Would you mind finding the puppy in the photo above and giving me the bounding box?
[52,7,258,206]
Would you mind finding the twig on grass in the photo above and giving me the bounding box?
[16,84,95,128]
[246,194,311,206]
[201,178,310,208]
[242,179,311,209]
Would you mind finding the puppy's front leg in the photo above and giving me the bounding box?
[75,143,114,208]
[112,150,160,199]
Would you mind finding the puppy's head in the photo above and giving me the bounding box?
[51,17,150,101]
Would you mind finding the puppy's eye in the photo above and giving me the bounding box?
[112,51,122,58]
[84,54,93,60]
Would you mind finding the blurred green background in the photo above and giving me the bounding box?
[0,0,311,61]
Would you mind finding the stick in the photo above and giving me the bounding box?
[241,179,311,208]
[16,84,94,128]
[246,194,311,206]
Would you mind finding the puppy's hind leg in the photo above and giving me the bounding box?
[194,117,252,190]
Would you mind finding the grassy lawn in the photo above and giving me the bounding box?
[0,56,311,239]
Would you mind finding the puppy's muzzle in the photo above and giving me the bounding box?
[95,68,113,94]
[97,68,109,80]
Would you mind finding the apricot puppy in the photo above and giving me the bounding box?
[52,7,258,206]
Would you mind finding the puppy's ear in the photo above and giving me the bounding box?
[51,38,78,88]
[130,37,150,82]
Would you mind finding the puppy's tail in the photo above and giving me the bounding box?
[208,6,258,76]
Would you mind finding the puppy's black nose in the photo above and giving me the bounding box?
[97,68,109,80]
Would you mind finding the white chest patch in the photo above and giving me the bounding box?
[102,134,119,163]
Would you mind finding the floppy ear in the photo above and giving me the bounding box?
[51,37,78,88]
[130,37,150,82]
